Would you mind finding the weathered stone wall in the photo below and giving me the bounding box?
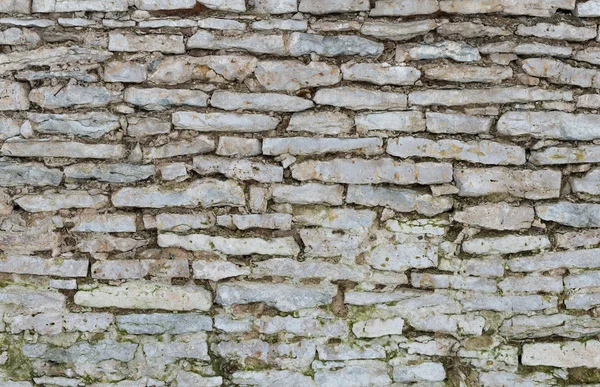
[0,0,600,385]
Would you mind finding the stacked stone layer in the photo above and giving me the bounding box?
[0,0,600,385]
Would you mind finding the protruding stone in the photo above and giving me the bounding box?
[536,202,600,227]
[288,32,384,57]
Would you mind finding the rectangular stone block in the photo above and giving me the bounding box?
[158,233,300,256]
[0,255,88,277]
[0,81,29,111]
[523,341,600,368]
[108,32,185,54]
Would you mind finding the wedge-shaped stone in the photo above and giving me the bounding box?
[187,31,286,55]
[462,294,556,312]
[65,163,154,183]
[388,137,525,165]
[143,136,214,160]
[530,145,600,165]
[293,207,376,230]
[361,20,437,41]
[124,87,208,111]
[0,162,62,186]
[288,32,384,57]
[463,235,550,256]
[193,156,283,183]
[367,242,438,271]
[16,191,108,212]
[409,87,571,106]
[173,112,279,132]
[29,84,121,109]
[75,282,212,311]
[401,41,480,62]
[28,112,119,138]
[0,81,29,111]
[536,202,600,227]
[371,0,439,15]
[341,63,420,85]
[523,341,600,368]
[517,22,596,41]
[522,58,600,88]
[572,168,600,195]
[314,87,407,110]
[112,179,245,208]
[1,140,126,159]
[287,111,352,135]
[292,158,452,185]
[439,0,575,16]
[149,55,257,85]
[299,0,369,14]
[453,203,534,230]
[116,313,212,334]
[498,111,600,141]
[211,91,313,112]
[255,61,340,91]
[0,255,88,277]
[108,32,184,54]
[32,0,129,12]
[423,64,512,83]
[158,233,300,256]
[92,259,189,280]
[263,137,383,156]
[507,248,600,272]
[0,46,112,76]
[426,112,492,134]
[454,167,561,199]
[347,185,453,216]
[216,282,336,311]
[272,183,344,205]
[356,111,425,133]
[72,213,136,232]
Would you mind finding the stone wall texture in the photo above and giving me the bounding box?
[1,0,600,386]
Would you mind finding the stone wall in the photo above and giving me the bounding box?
[0,0,599,385]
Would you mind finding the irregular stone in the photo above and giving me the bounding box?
[252,258,375,282]
[463,235,550,255]
[218,213,292,230]
[252,19,307,31]
[454,167,561,199]
[292,158,452,185]
[367,242,438,271]
[287,112,352,136]
[104,61,147,83]
[347,185,453,216]
[211,91,313,112]
[426,112,492,134]
[353,317,404,338]
[0,81,29,111]
[288,32,384,57]
[0,116,21,140]
[574,47,600,65]
[314,360,392,387]
[255,61,341,91]
[341,63,420,85]
[22,340,137,364]
[564,271,600,289]
[112,179,244,208]
[173,112,279,132]
[92,259,188,280]
[423,64,512,83]
[143,136,215,160]
[462,294,556,312]
[578,93,600,108]
[386,219,449,235]
[536,202,600,227]
[522,58,600,88]
[158,233,300,256]
[356,111,425,132]
[300,228,366,258]
[32,0,129,12]
[371,0,439,15]
[517,22,596,41]
[124,87,208,111]
[0,229,59,253]
[439,0,576,16]
[293,207,376,230]
[522,341,600,368]
[272,183,344,205]
[1,140,126,159]
[258,313,349,338]
[0,255,88,277]
[29,84,121,109]
[572,167,600,195]
[127,117,170,137]
[402,41,481,62]
[192,260,250,281]
[409,87,571,106]
[530,145,600,165]
[11,312,113,335]
[176,372,222,387]
[187,31,286,55]
[77,235,148,253]
[15,191,108,212]
[72,213,137,232]
[556,229,600,249]
[255,0,297,14]
[74,282,212,311]
[498,111,600,141]
[193,156,283,183]
[217,137,261,157]
[576,0,600,16]
[0,162,62,186]
[317,343,386,360]
[64,163,154,183]
[216,282,336,311]
[437,22,510,38]
[507,248,600,272]
[314,87,407,110]
[361,20,437,41]
[28,112,119,138]
[149,55,257,85]
[0,286,65,314]
[566,293,600,310]
[0,0,30,13]
[199,0,245,11]
[453,203,534,230]
[299,0,369,14]
[108,32,184,54]
[264,137,383,156]
[411,273,497,292]
[393,361,446,383]
[387,137,525,165]
[232,370,314,387]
